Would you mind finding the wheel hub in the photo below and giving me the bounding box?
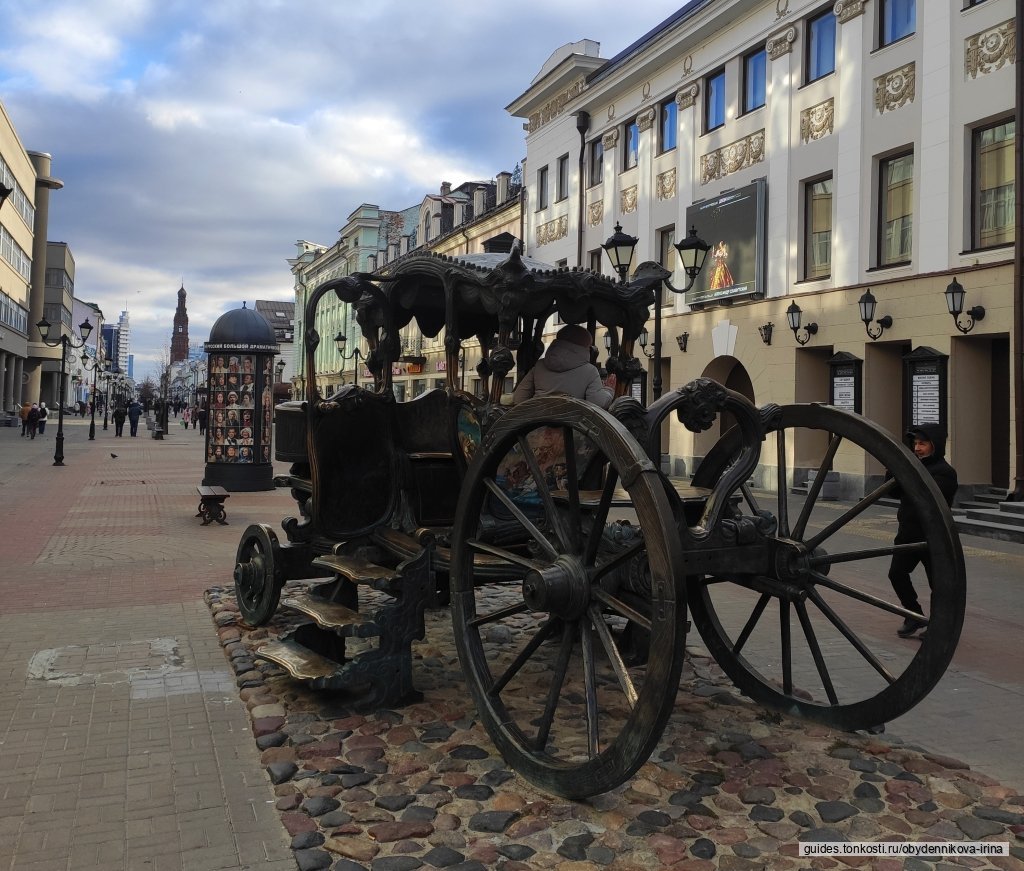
[522,555,590,619]
[234,552,264,596]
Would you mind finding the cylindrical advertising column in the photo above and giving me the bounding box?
[202,304,280,492]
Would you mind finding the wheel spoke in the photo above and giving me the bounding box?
[776,429,790,538]
[591,587,652,632]
[467,537,546,571]
[792,434,842,540]
[740,483,761,515]
[483,478,559,560]
[806,588,896,684]
[580,616,600,757]
[809,542,927,567]
[731,592,772,655]
[583,465,620,565]
[589,540,646,585]
[794,599,839,705]
[467,599,529,629]
[803,478,897,552]
[808,570,927,622]
[517,434,572,553]
[562,427,582,551]
[534,620,575,752]
[780,600,792,695]
[490,618,559,694]
[589,604,638,708]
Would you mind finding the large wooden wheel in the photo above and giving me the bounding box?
[689,403,965,732]
[450,396,687,799]
[234,523,284,626]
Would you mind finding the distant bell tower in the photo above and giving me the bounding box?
[171,284,189,363]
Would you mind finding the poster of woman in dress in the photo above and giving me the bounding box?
[707,241,735,291]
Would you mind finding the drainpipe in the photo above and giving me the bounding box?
[1012,0,1023,500]
[575,111,591,268]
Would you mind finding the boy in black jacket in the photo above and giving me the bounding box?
[889,423,959,637]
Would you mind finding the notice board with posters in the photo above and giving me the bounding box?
[902,346,948,431]
[684,178,767,309]
[828,352,862,415]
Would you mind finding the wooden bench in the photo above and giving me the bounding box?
[196,485,229,526]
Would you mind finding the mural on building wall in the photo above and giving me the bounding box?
[685,178,766,307]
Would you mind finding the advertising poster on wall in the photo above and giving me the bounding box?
[684,178,767,308]
[206,354,258,464]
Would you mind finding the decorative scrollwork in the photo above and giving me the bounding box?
[760,403,783,432]
[602,129,619,150]
[587,201,604,226]
[637,107,656,131]
[673,378,728,434]
[621,186,638,214]
[675,82,700,110]
[966,19,1016,79]
[874,63,915,115]
[767,26,797,60]
[800,98,834,143]
[656,169,676,201]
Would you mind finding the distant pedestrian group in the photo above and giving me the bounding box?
[20,402,47,439]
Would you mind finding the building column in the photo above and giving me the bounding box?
[0,352,8,411]
[12,356,24,407]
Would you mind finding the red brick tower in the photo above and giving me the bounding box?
[170,285,189,363]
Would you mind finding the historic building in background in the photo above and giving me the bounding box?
[508,0,1017,495]
[170,284,189,363]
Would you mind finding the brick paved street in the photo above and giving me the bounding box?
[0,414,1022,870]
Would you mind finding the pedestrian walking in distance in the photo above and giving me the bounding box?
[19,402,30,437]
[26,403,40,439]
[127,399,143,437]
[112,404,127,437]
[37,402,49,435]
[888,423,959,638]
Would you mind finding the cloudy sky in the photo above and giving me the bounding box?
[1,0,685,380]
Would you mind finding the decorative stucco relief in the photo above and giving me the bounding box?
[602,129,619,150]
[966,19,1016,79]
[874,63,915,114]
[700,130,765,185]
[676,82,700,110]
[776,0,790,18]
[637,108,657,132]
[536,216,568,247]
[621,186,638,214]
[834,0,865,24]
[656,169,676,201]
[800,98,834,143]
[587,201,604,227]
[767,27,797,60]
[526,78,587,134]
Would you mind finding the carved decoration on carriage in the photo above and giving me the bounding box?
[673,377,729,433]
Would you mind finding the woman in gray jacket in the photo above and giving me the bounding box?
[512,324,613,409]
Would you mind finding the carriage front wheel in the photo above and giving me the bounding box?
[690,403,966,732]
[451,397,687,799]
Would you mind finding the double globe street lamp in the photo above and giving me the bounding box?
[80,350,107,440]
[335,332,367,387]
[36,316,93,466]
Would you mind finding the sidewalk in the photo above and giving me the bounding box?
[0,418,296,870]
[1,418,1022,870]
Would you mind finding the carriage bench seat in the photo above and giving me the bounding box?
[196,485,229,526]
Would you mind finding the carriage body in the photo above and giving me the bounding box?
[233,246,966,798]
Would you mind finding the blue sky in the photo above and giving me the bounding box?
[1,0,683,380]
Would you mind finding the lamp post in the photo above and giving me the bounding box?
[335,332,366,386]
[100,364,111,430]
[80,349,104,440]
[36,316,93,466]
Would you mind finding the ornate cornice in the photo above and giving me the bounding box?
[621,186,638,214]
[637,107,657,132]
[700,130,766,185]
[800,98,834,143]
[966,19,1016,79]
[536,215,568,246]
[526,78,586,134]
[656,169,676,201]
[675,82,700,110]
[767,27,797,60]
[874,63,915,114]
[587,201,604,227]
[602,129,620,150]
[834,0,865,25]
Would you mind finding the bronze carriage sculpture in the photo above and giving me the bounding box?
[233,246,966,799]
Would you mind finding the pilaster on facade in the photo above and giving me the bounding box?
[832,6,866,290]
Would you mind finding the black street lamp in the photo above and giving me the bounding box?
[335,332,366,386]
[786,302,818,345]
[36,316,93,466]
[857,289,893,340]
[944,276,986,334]
[100,364,111,430]
[80,349,105,440]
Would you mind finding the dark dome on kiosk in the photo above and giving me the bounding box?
[208,303,276,346]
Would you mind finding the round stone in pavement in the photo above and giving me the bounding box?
[267,762,298,784]
[421,846,465,867]
[449,744,489,760]
[816,801,859,823]
[691,838,716,859]
[749,804,784,822]
[331,862,368,871]
[369,857,423,871]
[376,795,416,812]
[294,848,332,870]
[956,814,1005,839]
[497,845,535,861]
[468,810,519,833]
[302,796,341,817]
[292,832,325,849]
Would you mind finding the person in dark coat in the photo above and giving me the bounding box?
[26,403,40,439]
[112,404,127,437]
[127,399,143,437]
[888,423,958,638]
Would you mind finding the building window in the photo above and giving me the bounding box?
[879,151,914,266]
[537,165,549,210]
[623,118,639,171]
[807,7,837,82]
[589,249,603,276]
[556,154,569,201]
[804,175,833,279]
[881,0,915,46]
[658,226,676,307]
[659,98,677,153]
[589,139,604,186]
[973,119,1015,249]
[705,69,726,132]
[743,47,767,113]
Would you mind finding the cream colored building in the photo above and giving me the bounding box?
[508,0,1017,495]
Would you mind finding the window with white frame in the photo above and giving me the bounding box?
[973,118,1015,249]
[705,68,726,132]
[881,0,915,46]
[589,139,604,186]
[556,154,569,201]
[659,98,677,153]
[743,47,767,113]
[807,6,836,82]
[537,165,549,210]
[878,151,913,266]
[623,118,639,171]
[804,175,833,279]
